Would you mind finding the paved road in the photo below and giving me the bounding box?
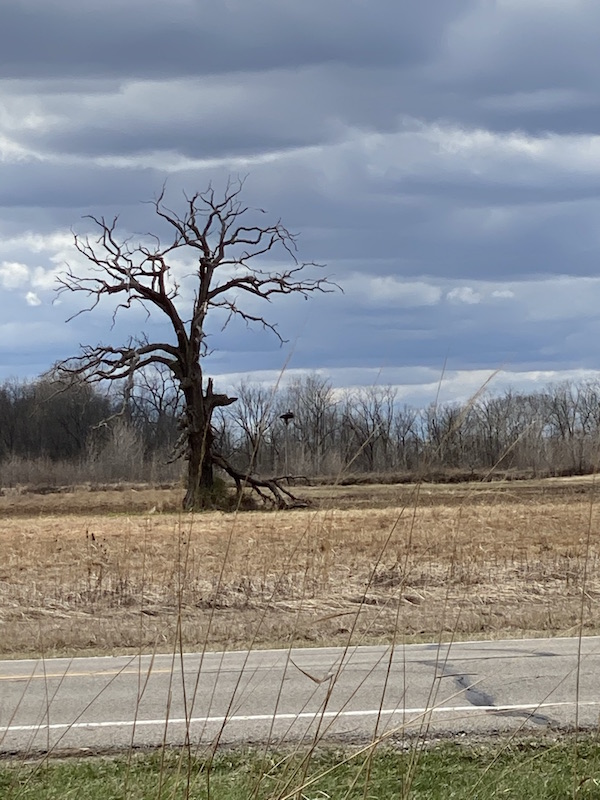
[1,636,599,754]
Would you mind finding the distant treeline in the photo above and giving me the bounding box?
[2,371,600,487]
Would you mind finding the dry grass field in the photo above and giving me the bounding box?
[1,477,599,658]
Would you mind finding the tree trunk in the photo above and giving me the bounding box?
[183,426,216,510]
[180,369,218,510]
[181,374,238,510]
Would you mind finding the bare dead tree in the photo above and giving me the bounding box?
[227,380,279,472]
[55,179,335,509]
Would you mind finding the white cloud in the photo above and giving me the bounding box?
[25,291,41,306]
[208,365,600,409]
[447,286,482,304]
[21,231,73,254]
[0,261,30,289]
[366,276,442,307]
[0,254,64,295]
[30,265,62,291]
[0,134,36,163]
[348,121,600,192]
[491,289,515,298]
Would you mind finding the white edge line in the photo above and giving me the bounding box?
[1,702,597,734]
[3,635,600,667]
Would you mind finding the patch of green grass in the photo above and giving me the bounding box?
[2,738,600,799]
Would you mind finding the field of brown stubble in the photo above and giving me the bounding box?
[1,478,599,658]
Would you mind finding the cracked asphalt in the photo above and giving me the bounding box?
[0,636,599,755]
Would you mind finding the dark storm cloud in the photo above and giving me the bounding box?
[443,1,600,95]
[0,0,470,79]
[0,162,159,210]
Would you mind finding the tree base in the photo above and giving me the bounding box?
[182,475,233,511]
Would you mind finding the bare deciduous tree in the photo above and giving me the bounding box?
[56,179,334,509]
[282,374,337,474]
[226,380,279,473]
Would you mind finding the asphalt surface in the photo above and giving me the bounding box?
[1,636,599,755]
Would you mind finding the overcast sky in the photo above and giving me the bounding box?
[2,0,600,406]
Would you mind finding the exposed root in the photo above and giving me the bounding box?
[212,453,310,509]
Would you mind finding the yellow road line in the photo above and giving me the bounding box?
[0,667,172,681]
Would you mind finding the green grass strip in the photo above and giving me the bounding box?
[2,738,600,799]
